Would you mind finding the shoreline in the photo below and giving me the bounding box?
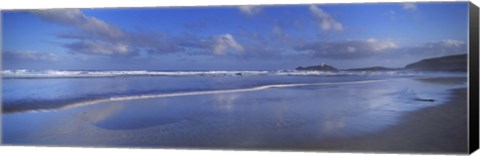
[2,78,469,154]
[3,79,386,114]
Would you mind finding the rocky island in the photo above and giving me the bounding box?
[296,63,338,71]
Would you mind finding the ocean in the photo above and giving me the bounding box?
[1,70,467,148]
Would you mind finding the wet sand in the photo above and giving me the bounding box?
[265,88,468,154]
[2,77,469,154]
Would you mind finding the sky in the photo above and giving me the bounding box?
[2,2,469,70]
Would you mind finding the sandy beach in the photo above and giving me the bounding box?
[261,88,467,154]
[2,77,469,154]
[2,3,472,155]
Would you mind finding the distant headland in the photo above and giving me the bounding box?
[296,54,467,72]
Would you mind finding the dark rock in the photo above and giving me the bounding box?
[414,98,436,102]
[296,63,338,71]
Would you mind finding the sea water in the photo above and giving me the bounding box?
[1,70,467,148]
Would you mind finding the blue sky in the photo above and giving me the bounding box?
[2,2,468,70]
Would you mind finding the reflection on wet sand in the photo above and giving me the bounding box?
[2,77,467,152]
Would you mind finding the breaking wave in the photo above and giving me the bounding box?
[10,79,385,113]
[1,69,466,78]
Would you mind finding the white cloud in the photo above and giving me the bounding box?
[64,41,133,56]
[32,9,143,57]
[3,50,57,61]
[238,6,261,16]
[272,26,288,40]
[402,3,417,11]
[32,9,124,40]
[366,38,398,52]
[309,5,344,31]
[32,9,245,57]
[347,46,356,53]
[212,34,244,55]
[294,38,397,59]
[409,39,467,56]
[440,39,464,47]
[423,39,465,48]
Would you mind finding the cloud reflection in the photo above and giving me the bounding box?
[213,94,240,111]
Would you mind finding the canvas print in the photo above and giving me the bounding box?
[1,2,472,154]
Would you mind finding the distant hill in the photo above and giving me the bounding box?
[345,66,400,71]
[296,63,338,71]
[404,54,467,72]
[295,54,467,72]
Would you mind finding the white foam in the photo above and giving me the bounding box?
[23,79,384,113]
[0,69,466,78]
[1,70,271,78]
[0,79,385,113]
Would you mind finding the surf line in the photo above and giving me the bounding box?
[61,79,384,110]
[34,79,385,113]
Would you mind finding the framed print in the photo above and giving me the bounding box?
[1,1,479,154]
